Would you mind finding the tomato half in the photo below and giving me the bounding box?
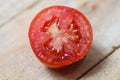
[29,6,93,68]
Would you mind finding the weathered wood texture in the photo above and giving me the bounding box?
[0,0,120,80]
[0,0,40,26]
[80,48,120,80]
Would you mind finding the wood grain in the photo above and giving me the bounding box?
[0,0,40,26]
[80,48,120,80]
[0,0,120,80]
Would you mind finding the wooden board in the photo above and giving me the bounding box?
[0,0,40,26]
[0,0,120,80]
[80,48,120,80]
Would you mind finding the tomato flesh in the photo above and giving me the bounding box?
[29,6,93,68]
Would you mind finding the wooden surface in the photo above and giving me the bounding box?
[0,0,120,80]
[80,48,120,80]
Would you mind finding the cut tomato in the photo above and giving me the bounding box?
[29,6,93,68]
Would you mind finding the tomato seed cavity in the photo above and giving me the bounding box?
[43,20,81,54]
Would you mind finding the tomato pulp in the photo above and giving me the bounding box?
[29,6,93,68]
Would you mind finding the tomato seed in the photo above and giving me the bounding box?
[52,48,55,51]
[76,35,79,38]
[73,30,78,32]
[70,24,73,27]
[57,49,60,53]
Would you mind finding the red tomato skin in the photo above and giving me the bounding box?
[29,6,93,69]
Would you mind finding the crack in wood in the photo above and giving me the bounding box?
[25,0,41,10]
[77,45,120,80]
[0,0,40,28]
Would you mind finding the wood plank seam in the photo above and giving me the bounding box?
[77,45,120,80]
[0,0,40,29]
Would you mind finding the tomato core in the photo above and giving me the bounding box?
[42,19,81,54]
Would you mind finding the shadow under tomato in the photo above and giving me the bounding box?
[46,59,85,79]
[46,44,106,80]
